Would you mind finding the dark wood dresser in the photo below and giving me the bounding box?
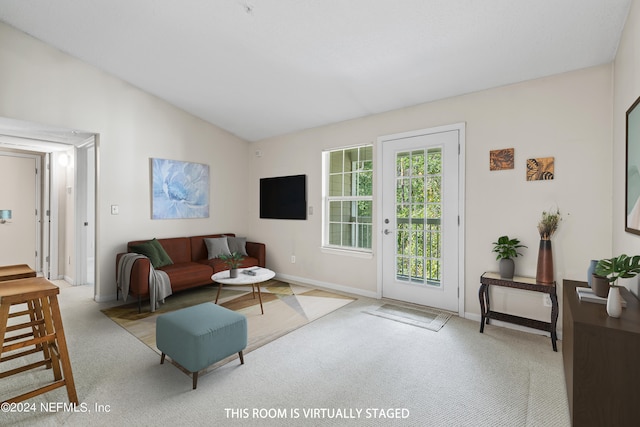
[563,280,640,426]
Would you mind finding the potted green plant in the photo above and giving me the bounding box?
[219,252,244,278]
[492,235,527,279]
[595,254,640,317]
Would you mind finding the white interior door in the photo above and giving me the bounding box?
[380,126,461,312]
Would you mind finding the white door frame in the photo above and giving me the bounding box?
[74,137,96,287]
[376,123,466,317]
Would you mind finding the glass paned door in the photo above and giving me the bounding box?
[381,128,460,312]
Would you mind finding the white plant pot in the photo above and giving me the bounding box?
[606,286,622,318]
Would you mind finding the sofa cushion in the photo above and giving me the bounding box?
[204,237,231,259]
[226,236,248,256]
[156,237,192,264]
[159,262,213,290]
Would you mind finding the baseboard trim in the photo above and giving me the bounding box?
[275,273,379,299]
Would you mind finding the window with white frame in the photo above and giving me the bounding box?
[323,145,373,251]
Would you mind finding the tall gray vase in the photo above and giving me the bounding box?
[499,258,515,279]
[587,260,598,287]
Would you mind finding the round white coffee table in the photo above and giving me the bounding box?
[212,267,275,315]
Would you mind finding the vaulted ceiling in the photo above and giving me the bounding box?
[0,0,632,142]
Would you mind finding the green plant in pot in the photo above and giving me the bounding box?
[594,254,640,317]
[492,235,527,279]
[219,252,244,278]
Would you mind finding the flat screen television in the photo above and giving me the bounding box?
[260,174,307,220]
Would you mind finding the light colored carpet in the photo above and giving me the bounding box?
[364,303,452,331]
[2,283,570,426]
[100,280,355,375]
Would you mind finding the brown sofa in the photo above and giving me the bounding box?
[116,233,266,309]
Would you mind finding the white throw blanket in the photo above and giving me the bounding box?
[116,253,172,312]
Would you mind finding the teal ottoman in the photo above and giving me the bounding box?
[156,302,247,389]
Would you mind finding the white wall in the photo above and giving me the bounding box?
[0,22,251,301]
[613,0,640,296]
[250,65,614,329]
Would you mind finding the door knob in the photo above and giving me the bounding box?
[384,229,392,235]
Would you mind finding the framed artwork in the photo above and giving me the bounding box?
[526,157,554,181]
[489,148,514,171]
[626,95,640,235]
[151,158,209,219]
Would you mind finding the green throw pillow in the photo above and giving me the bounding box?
[129,241,161,268]
[150,238,173,268]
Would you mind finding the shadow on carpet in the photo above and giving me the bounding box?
[364,303,452,331]
[102,280,355,377]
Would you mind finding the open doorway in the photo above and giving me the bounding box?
[0,117,97,291]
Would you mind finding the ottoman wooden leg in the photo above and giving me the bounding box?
[161,353,166,364]
[193,372,198,390]
[239,350,244,364]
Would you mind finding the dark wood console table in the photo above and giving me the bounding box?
[563,279,640,426]
[479,272,558,351]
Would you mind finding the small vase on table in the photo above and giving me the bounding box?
[607,286,622,318]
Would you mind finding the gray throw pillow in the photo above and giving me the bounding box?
[227,236,248,256]
[204,237,231,259]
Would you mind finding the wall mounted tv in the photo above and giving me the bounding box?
[260,174,307,220]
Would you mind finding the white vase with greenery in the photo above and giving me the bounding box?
[595,254,640,318]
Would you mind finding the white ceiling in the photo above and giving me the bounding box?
[0,0,632,142]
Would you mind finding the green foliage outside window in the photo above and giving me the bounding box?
[396,148,442,285]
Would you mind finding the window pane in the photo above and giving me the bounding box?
[397,256,409,279]
[360,146,373,162]
[397,229,408,255]
[411,177,425,203]
[427,203,441,219]
[412,258,425,281]
[427,176,441,202]
[412,232,424,257]
[344,172,354,196]
[357,171,373,196]
[329,174,343,196]
[342,223,353,247]
[330,151,343,173]
[396,178,409,203]
[411,204,424,219]
[427,149,442,174]
[358,224,372,248]
[344,148,358,172]
[329,201,342,222]
[341,201,353,221]
[329,223,341,245]
[411,150,425,176]
[397,153,410,177]
[357,200,372,222]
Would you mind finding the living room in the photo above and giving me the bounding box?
[1,1,639,424]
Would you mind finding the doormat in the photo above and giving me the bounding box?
[364,304,452,331]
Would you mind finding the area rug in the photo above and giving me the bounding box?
[364,303,452,331]
[102,280,355,376]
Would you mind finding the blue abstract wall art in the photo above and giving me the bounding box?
[151,158,209,219]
